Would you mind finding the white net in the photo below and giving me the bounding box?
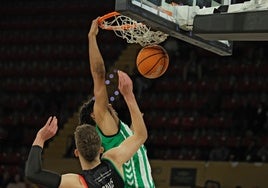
[100,14,168,47]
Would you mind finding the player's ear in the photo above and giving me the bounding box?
[74,148,79,157]
[90,112,95,120]
[99,147,104,154]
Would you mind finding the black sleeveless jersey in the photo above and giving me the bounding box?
[80,159,124,188]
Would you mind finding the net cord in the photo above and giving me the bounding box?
[99,13,168,47]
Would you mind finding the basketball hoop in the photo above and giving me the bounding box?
[98,12,168,47]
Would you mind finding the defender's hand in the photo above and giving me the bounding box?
[118,70,133,96]
[36,116,58,142]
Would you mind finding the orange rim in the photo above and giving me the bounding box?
[98,11,120,30]
[98,11,120,24]
[98,11,139,30]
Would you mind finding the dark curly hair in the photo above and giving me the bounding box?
[79,97,95,126]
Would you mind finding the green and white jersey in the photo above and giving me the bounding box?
[96,121,155,188]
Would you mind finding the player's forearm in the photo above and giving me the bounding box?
[88,35,109,105]
[25,146,61,188]
[88,36,106,79]
[124,93,148,141]
[32,135,46,148]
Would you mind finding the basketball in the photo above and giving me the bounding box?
[136,45,169,79]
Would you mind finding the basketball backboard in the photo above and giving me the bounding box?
[115,0,233,56]
[193,1,268,41]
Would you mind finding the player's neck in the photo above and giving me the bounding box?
[80,156,101,170]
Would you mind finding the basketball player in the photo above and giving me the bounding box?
[79,18,155,187]
[25,70,148,188]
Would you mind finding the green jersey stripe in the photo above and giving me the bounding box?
[97,121,155,188]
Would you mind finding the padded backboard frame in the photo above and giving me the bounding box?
[193,10,268,41]
[115,0,233,56]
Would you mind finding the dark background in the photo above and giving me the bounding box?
[0,0,267,187]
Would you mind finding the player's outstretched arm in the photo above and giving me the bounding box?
[103,71,148,165]
[25,116,62,188]
[88,18,118,135]
[88,18,108,118]
[25,117,82,188]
